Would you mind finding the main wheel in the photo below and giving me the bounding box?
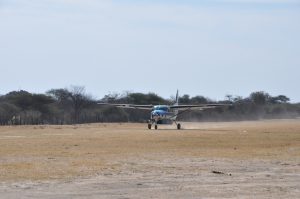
[148,123,152,129]
[155,125,158,130]
[177,123,181,130]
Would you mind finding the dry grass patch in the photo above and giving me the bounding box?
[0,120,299,182]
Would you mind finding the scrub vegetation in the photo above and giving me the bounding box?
[0,86,299,125]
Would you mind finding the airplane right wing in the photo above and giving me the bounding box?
[97,103,153,110]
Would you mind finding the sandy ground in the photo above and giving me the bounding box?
[0,120,299,198]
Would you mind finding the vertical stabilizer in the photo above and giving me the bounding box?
[174,90,179,106]
[173,90,179,117]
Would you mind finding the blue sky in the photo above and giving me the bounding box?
[0,0,299,101]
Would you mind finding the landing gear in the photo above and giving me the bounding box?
[147,119,158,130]
[148,119,181,130]
[147,122,180,130]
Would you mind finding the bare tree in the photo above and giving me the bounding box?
[47,86,93,124]
[68,86,92,123]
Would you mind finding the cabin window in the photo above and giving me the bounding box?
[154,106,169,112]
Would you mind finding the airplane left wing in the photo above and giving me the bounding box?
[97,103,153,110]
[169,104,231,111]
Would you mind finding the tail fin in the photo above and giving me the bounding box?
[174,90,179,117]
[174,90,179,106]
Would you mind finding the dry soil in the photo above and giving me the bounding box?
[0,120,299,198]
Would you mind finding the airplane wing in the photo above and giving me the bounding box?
[169,104,231,119]
[169,104,230,111]
[97,103,153,110]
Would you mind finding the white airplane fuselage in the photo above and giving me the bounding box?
[150,105,177,124]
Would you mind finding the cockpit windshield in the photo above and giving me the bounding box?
[153,106,169,112]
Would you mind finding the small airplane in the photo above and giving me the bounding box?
[98,91,230,130]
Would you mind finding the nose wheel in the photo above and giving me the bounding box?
[147,124,158,130]
[148,121,180,130]
[147,121,158,130]
[177,123,181,130]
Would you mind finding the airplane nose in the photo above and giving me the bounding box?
[151,112,159,117]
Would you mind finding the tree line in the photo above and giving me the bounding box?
[0,86,299,125]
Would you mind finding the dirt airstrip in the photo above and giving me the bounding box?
[0,120,299,198]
